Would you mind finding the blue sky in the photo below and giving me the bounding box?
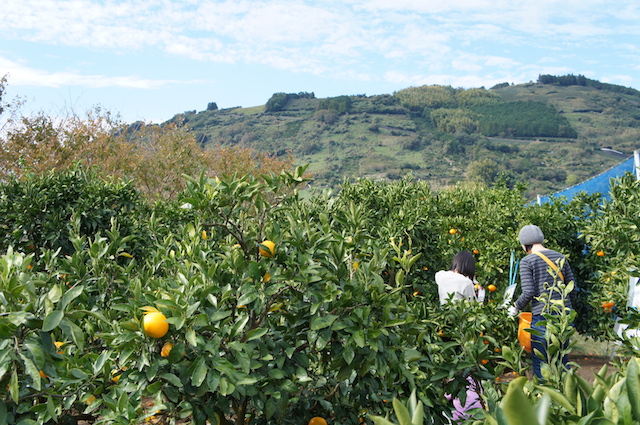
[2,0,640,124]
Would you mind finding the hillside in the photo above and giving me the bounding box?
[164,76,640,198]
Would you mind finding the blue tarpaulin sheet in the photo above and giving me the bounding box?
[536,155,637,204]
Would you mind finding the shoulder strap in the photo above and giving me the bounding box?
[534,251,564,282]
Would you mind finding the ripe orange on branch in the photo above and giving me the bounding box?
[309,418,328,425]
[487,284,497,292]
[142,307,169,339]
[161,342,173,357]
[259,240,276,257]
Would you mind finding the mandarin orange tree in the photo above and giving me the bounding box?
[0,164,634,424]
[103,166,459,424]
[580,173,640,341]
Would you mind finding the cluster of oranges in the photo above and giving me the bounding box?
[601,301,615,313]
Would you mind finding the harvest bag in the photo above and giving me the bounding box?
[518,312,532,352]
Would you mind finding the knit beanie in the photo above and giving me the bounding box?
[518,225,544,245]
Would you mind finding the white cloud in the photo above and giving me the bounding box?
[0,57,193,89]
[602,74,636,86]
[2,0,639,96]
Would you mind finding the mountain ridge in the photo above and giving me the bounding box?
[163,76,640,198]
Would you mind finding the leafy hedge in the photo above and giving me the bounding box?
[0,167,639,424]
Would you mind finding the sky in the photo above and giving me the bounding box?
[2,0,640,124]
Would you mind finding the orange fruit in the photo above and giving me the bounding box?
[143,311,169,338]
[449,228,457,234]
[112,374,121,383]
[309,417,328,425]
[39,370,48,379]
[487,284,497,292]
[161,342,173,358]
[601,301,614,309]
[85,394,97,405]
[473,249,480,254]
[481,359,489,364]
[259,240,276,258]
[596,250,605,257]
[262,273,271,283]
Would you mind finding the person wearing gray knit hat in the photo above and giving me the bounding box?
[509,223,577,381]
[518,224,545,246]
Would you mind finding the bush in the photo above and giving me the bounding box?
[0,166,149,257]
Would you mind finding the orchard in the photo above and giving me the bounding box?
[1,166,640,424]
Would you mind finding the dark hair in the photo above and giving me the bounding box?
[451,251,475,279]
[523,244,533,253]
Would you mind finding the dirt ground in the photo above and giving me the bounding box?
[497,354,616,384]
[570,354,615,382]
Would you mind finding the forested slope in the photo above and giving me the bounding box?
[165,75,640,198]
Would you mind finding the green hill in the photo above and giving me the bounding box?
[164,75,640,198]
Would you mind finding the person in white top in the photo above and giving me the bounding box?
[436,250,485,304]
[435,250,485,421]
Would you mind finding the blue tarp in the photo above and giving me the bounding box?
[536,155,637,204]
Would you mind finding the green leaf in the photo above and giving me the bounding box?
[19,352,41,391]
[352,330,365,348]
[24,342,45,369]
[534,394,551,425]
[245,327,268,342]
[46,395,57,422]
[47,285,62,303]
[191,357,208,388]
[310,315,338,331]
[186,301,201,318]
[93,350,111,375]
[147,381,164,393]
[501,377,538,425]
[60,285,84,310]
[160,373,183,387]
[412,399,424,425]
[186,328,197,346]
[268,369,285,380]
[236,376,258,386]
[210,310,232,322]
[230,315,250,339]
[9,368,19,404]
[392,398,412,425]
[343,346,355,365]
[42,310,64,332]
[59,319,86,351]
[536,385,576,415]
[626,358,640,422]
[8,312,32,327]
[369,416,395,425]
[0,400,7,424]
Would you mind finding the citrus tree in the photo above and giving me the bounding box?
[0,165,633,424]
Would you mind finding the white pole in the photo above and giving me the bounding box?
[537,194,542,205]
[635,150,640,181]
